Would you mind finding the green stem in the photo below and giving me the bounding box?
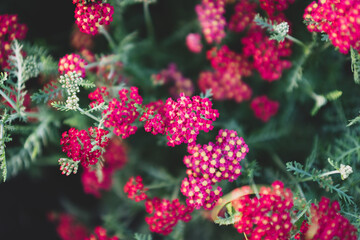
[143,1,155,41]
[146,181,176,189]
[270,152,306,200]
[300,170,340,182]
[84,54,122,69]
[77,107,101,122]
[99,25,117,50]
[0,89,17,111]
[286,35,306,48]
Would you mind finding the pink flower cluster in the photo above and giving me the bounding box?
[186,33,203,53]
[58,53,87,77]
[74,1,114,35]
[85,226,118,240]
[0,14,27,69]
[181,129,249,210]
[233,181,294,240]
[250,95,279,122]
[259,0,295,19]
[141,93,219,147]
[228,0,257,32]
[96,87,142,138]
[60,127,109,167]
[140,100,166,135]
[88,86,109,107]
[152,63,194,98]
[52,213,89,240]
[145,197,193,235]
[304,0,360,54]
[123,176,149,202]
[296,197,358,240]
[242,26,292,81]
[195,0,226,44]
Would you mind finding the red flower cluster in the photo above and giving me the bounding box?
[85,226,118,240]
[58,53,87,77]
[145,197,193,235]
[242,26,292,81]
[52,213,89,240]
[296,197,358,240]
[124,176,148,202]
[304,0,360,54]
[141,93,219,147]
[101,87,142,138]
[140,100,166,135]
[259,0,295,19]
[152,63,194,98]
[250,95,279,122]
[60,127,109,167]
[233,181,294,240]
[0,14,27,69]
[228,0,257,32]
[186,33,203,53]
[195,0,226,44]
[88,86,109,107]
[74,1,114,35]
[181,129,249,210]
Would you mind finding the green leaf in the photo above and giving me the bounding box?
[350,47,360,84]
[134,233,152,240]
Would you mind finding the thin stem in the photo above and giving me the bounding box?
[146,181,176,189]
[286,35,306,48]
[84,54,122,70]
[77,107,101,122]
[300,170,340,182]
[292,206,309,224]
[143,1,155,41]
[99,25,117,50]
[0,89,17,111]
[270,152,306,200]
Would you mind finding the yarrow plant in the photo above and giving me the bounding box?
[2,0,360,239]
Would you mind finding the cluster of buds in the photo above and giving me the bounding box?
[233,181,294,240]
[250,95,279,122]
[74,1,114,35]
[228,0,257,32]
[259,0,295,19]
[181,129,249,210]
[145,197,193,235]
[152,63,194,98]
[0,14,27,69]
[58,71,83,110]
[58,158,79,176]
[58,53,87,78]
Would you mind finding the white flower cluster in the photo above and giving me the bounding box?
[59,71,83,110]
[339,164,353,180]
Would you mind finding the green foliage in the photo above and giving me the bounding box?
[327,130,360,164]
[134,233,152,240]
[253,14,289,42]
[31,81,63,104]
[350,47,360,84]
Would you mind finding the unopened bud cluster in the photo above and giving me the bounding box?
[58,158,79,176]
[58,71,83,110]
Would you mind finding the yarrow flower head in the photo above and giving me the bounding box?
[181,129,249,210]
[59,54,87,78]
[297,197,358,240]
[250,95,279,122]
[195,0,226,44]
[0,14,27,69]
[152,63,194,98]
[259,0,295,19]
[124,176,149,202]
[85,226,119,240]
[51,213,89,240]
[186,33,203,53]
[304,0,360,54]
[228,0,257,32]
[74,1,114,35]
[60,127,109,167]
[142,93,219,147]
[145,197,193,235]
[233,181,294,240]
[100,87,142,138]
[58,71,84,110]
